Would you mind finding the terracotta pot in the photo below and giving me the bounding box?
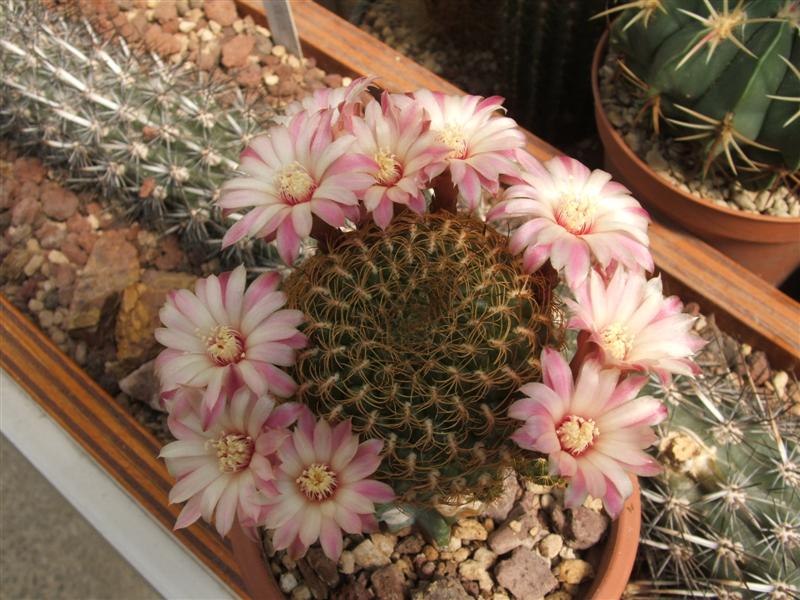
[591,30,800,286]
[230,477,641,600]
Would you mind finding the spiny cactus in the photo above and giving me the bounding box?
[605,0,800,187]
[284,211,562,505]
[0,0,282,268]
[627,344,799,598]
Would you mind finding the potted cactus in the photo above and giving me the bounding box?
[591,0,800,285]
[151,79,704,598]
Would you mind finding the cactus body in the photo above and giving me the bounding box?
[629,362,800,598]
[285,212,562,505]
[0,0,281,268]
[609,0,800,183]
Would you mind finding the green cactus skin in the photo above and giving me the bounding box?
[284,212,562,506]
[627,356,800,598]
[608,0,800,185]
[0,0,283,269]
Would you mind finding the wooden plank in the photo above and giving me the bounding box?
[0,296,249,600]
[237,0,799,369]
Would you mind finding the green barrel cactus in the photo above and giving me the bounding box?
[284,212,563,505]
[0,0,281,267]
[628,366,799,598]
[604,0,800,186]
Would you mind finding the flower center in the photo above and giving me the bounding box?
[557,415,599,456]
[203,325,245,366]
[277,162,316,205]
[296,463,338,501]
[374,148,401,185]
[601,323,633,361]
[556,191,595,235]
[438,124,468,159]
[209,432,254,472]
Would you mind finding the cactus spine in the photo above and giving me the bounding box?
[606,0,800,186]
[0,0,282,268]
[284,212,562,505]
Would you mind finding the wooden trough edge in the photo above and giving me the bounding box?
[1,2,798,599]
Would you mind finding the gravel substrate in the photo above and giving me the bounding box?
[263,476,609,600]
[598,52,799,218]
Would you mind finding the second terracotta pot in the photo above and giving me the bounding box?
[230,476,641,600]
[591,30,800,286]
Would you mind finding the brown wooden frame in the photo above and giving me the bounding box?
[2,2,798,599]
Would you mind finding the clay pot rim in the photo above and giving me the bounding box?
[591,28,800,228]
[230,476,642,600]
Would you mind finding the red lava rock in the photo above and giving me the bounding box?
[277,80,299,97]
[40,181,80,221]
[494,547,557,600]
[118,360,164,411]
[139,177,156,199]
[85,202,103,216]
[204,0,238,27]
[306,548,340,588]
[61,240,88,266]
[162,18,179,34]
[18,278,40,302]
[221,34,255,69]
[331,580,370,600]
[129,10,149,36]
[67,231,140,331]
[152,234,184,270]
[144,24,181,56]
[0,178,17,210]
[746,350,771,385]
[36,220,67,249]
[13,157,46,183]
[235,63,262,88]
[54,263,76,287]
[11,195,41,227]
[415,577,471,600]
[485,473,520,522]
[197,41,221,71]
[153,1,177,23]
[566,506,609,550]
[74,230,97,254]
[66,214,92,235]
[370,565,404,600]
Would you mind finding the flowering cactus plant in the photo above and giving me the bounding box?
[154,78,703,562]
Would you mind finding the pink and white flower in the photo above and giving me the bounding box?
[282,76,376,128]
[509,348,666,516]
[412,90,525,211]
[219,110,375,264]
[488,152,653,288]
[350,92,449,228]
[155,265,306,428]
[567,268,705,384]
[259,416,395,560]
[160,385,303,536]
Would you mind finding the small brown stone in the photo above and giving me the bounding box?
[305,547,340,588]
[13,157,46,183]
[204,0,237,26]
[221,34,255,68]
[370,564,404,600]
[235,63,263,88]
[11,195,40,227]
[40,181,79,221]
[35,220,67,249]
[153,1,178,23]
[139,177,157,199]
[494,547,557,600]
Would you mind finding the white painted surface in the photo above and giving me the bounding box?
[0,370,236,600]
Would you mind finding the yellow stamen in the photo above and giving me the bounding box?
[557,416,599,455]
[374,148,401,185]
[202,325,245,366]
[297,463,338,501]
[277,162,315,204]
[601,323,633,361]
[438,124,468,159]
[208,433,254,473]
